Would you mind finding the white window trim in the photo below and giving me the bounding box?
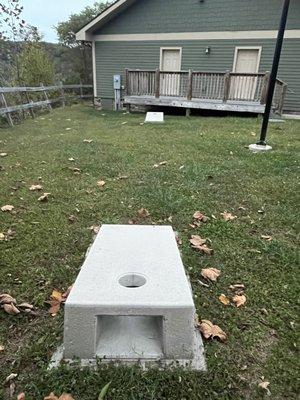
[232,46,262,73]
[159,47,182,71]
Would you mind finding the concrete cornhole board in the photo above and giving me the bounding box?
[56,225,205,370]
[145,112,164,123]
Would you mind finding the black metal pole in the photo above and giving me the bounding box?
[258,0,290,145]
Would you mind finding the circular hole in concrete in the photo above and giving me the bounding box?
[119,273,147,288]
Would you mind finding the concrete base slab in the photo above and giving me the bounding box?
[249,144,272,152]
[49,328,206,371]
[145,112,164,123]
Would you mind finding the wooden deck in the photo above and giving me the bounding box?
[124,95,265,114]
[124,69,287,115]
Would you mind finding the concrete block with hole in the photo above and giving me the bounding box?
[63,225,205,370]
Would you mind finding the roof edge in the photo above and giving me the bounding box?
[76,0,134,41]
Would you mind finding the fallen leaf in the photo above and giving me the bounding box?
[83,139,93,143]
[97,180,106,187]
[190,235,213,255]
[17,394,26,400]
[261,235,273,242]
[0,294,16,304]
[18,303,34,310]
[238,206,247,211]
[258,381,271,395]
[98,382,112,400]
[65,127,71,131]
[1,205,14,212]
[201,268,221,282]
[62,285,73,301]
[0,232,5,241]
[193,211,209,223]
[175,232,182,246]
[44,393,59,400]
[4,373,18,384]
[221,212,237,221]
[68,215,76,224]
[117,175,129,180]
[121,121,127,125]
[38,193,50,202]
[0,345,4,351]
[59,394,75,400]
[68,158,75,162]
[3,303,20,315]
[0,152,8,157]
[153,161,167,168]
[219,294,230,306]
[198,320,227,342]
[229,284,245,291]
[29,184,43,191]
[233,294,247,308]
[90,225,100,234]
[138,208,150,218]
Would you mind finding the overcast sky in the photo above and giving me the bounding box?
[22,0,96,42]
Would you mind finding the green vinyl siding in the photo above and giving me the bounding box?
[95,39,300,112]
[95,0,300,35]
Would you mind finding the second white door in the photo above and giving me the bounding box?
[160,48,181,96]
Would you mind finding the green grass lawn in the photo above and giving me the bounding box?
[0,105,299,400]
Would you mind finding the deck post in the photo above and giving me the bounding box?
[125,68,129,96]
[155,68,160,98]
[223,71,231,102]
[260,72,270,105]
[187,70,193,101]
[278,83,287,115]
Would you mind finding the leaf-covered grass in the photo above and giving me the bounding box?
[0,105,299,399]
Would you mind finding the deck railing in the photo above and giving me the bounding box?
[125,69,287,113]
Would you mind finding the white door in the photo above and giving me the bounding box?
[231,48,261,100]
[160,48,181,96]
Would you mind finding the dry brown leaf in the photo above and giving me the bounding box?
[69,167,81,173]
[175,233,182,246]
[1,205,14,212]
[0,228,15,242]
[90,225,100,234]
[17,393,26,400]
[0,294,16,304]
[97,180,106,187]
[261,235,273,242]
[4,373,18,383]
[68,158,75,162]
[62,285,73,301]
[18,303,34,310]
[3,303,20,315]
[138,208,150,218]
[229,284,245,291]
[233,294,247,308]
[59,394,75,400]
[221,212,237,221]
[38,193,50,202]
[258,381,271,395]
[44,393,59,400]
[117,175,129,180]
[68,215,76,224]
[0,344,4,351]
[201,268,221,282]
[190,235,213,255]
[153,161,167,168]
[29,184,43,191]
[193,211,209,223]
[0,232,5,241]
[219,294,230,306]
[0,152,8,157]
[198,320,227,342]
[83,139,93,144]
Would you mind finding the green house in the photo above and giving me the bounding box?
[76,0,300,114]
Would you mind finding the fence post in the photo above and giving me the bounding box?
[0,92,13,126]
[79,81,83,99]
[24,90,35,119]
[223,71,231,102]
[40,83,52,111]
[60,81,66,108]
[187,70,193,101]
[278,83,287,115]
[155,68,160,98]
[260,71,270,105]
